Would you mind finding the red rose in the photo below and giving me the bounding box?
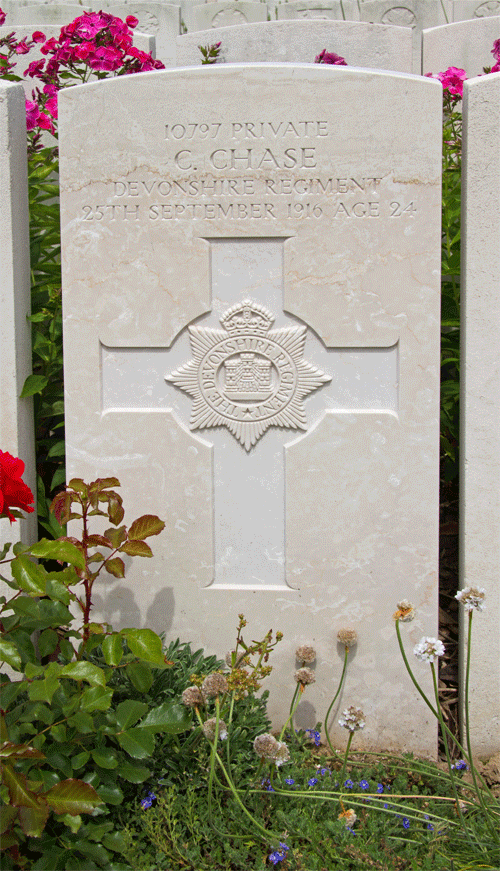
[0,451,35,523]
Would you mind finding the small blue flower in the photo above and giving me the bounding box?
[284,777,295,785]
[359,779,370,790]
[344,779,354,789]
[346,827,357,835]
[376,783,384,794]
[306,728,321,747]
[320,767,330,776]
[268,843,289,864]
[261,778,275,792]
[452,759,468,770]
[268,851,281,865]
[308,777,318,786]
[402,817,410,829]
[140,790,156,810]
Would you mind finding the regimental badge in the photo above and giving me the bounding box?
[165,300,331,451]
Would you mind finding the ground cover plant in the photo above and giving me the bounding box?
[1,13,500,870]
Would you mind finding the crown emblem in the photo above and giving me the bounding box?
[220,300,274,337]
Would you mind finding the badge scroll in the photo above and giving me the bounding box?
[165,300,331,451]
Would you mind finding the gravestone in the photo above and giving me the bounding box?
[422,17,500,75]
[359,0,452,72]
[189,1,268,29]
[276,0,359,20]
[11,4,92,26]
[452,0,500,21]
[176,19,412,70]
[0,82,36,553]
[59,64,442,752]
[460,71,500,756]
[94,2,179,65]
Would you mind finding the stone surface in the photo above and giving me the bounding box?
[0,82,36,553]
[11,4,91,26]
[59,64,442,752]
[423,16,500,75]
[359,0,452,72]
[92,2,180,65]
[452,0,500,21]
[189,1,268,30]
[460,71,500,756]
[275,0,360,20]
[176,19,412,70]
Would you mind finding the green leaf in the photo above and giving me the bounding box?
[20,374,49,397]
[80,686,113,714]
[60,662,106,687]
[104,557,125,579]
[0,804,17,833]
[59,812,82,833]
[44,748,72,779]
[71,751,90,770]
[37,629,59,658]
[19,800,50,838]
[123,628,165,665]
[102,634,123,667]
[44,578,70,606]
[125,660,153,693]
[119,540,153,558]
[116,728,155,759]
[0,679,26,708]
[116,761,150,783]
[91,748,119,770]
[29,539,85,570]
[0,638,22,671]
[67,479,87,495]
[103,526,127,548]
[128,515,165,540]
[45,779,103,815]
[11,554,47,596]
[0,743,45,760]
[102,830,128,854]
[140,702,191,734]
[95,782,124,806]
[2,763,42,808]
[47,440,66,458]
[115,699,149,731]
[28,676,60,704]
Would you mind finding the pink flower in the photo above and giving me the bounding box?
[492,60,500,73]
[88,45,123,71]
[25,99,40,130]
[43,82,57,97]
[125,15,139,29]
[31,31,46,43]
[40,37,57,56]
[425,67,466,98]
[37,111,55,133]
[15,39,30,55]
[24,59,45,78]
[0,8,5,27]
[314,49,347,65]
[45,95,58,119]
[492,38,500,62]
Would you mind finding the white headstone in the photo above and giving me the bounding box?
[190,1,268,30]
[276,0,360,20]
[59,65,442,753]
[460,71,500,757]
[359,0,452,72]
[176,19,412,70]
[452,0,500,21]
[423,17,500,75]
[0,82,37,550]
[11,5,92,26]
[93,2,180,64]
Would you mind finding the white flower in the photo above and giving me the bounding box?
[338,705,365,731]
[393,600,415,622]
[338,808,357,827]
[202,717,228,741]
[455,586,486,612]
[273,741,290,767]
[413,637,445,662]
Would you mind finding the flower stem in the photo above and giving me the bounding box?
[324,646,349,758]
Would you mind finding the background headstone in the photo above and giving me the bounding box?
[91,2,180,65]
[176,19,412,70]
[359,0,452,71]
[460,71,500,757]
[10,4,91,26]
[0,82,37,553]
[275,0,360,20]
[59,65,442,753]
[452,0,500,21]
[423,17,500,75]
[189,1,268,30]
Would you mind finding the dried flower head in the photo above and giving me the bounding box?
[253,733,279,759]
[201,672,228,700]
[181,685,204,708]
[393,599,416,622]
[339,705,365,732]
[295,645,316,663]
[338,808,357,827]
[202,717,227,741]
[273,741,290,767]
[294,667,316,686]
[455,586,486,612]
[337,628,358,648]
[413,637,445,663]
